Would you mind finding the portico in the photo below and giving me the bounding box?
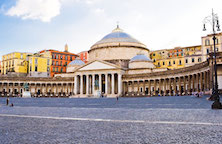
[72,60,125,97]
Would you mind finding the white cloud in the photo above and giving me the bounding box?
[6,0,61,22]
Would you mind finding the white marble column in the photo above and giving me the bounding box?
[80,75,83,95]
[99,74,102,93]
[112,73,115,94]
[86,75,89,95]
[118,74,122,95]
[105,74,108,94]
[74,75,77,95]
[92,74,95,95]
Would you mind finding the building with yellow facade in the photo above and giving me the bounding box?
[1,52,32,76]
[150,45,202,69]
[28,51,52,77]
[201,32,222,62]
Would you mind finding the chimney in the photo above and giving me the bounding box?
[65,44,68,52]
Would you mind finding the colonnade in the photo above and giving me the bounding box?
[0,82,74,97]
[74,73,122,97]
[123,71,211,96]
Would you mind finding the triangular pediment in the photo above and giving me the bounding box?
[78,60,119,71]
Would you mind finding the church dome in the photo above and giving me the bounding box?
[130,54,152,62]
[129,54,155,69]
[88,25,149,62]
[67,58,85,73]
[68,59,85,66]
[90,25,147,50]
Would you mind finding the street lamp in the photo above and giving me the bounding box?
[203,9,222,109]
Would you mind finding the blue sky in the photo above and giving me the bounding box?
[1,0,222,60]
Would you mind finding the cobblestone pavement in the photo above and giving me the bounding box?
[0,96,222,144]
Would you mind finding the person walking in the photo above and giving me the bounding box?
[116,96,119,101]
[6,97,9,106]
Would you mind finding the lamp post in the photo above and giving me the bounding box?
[203,9,222,109]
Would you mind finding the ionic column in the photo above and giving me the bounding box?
[86,75,89,95]
[126,81,128,94]
[183,76,186,95]
[169,79,172,96]
[143,80,146,95]
[99,74,102,93]
[200,72,203,92]
[164,79,166,96]
[92,74,95,95]
[197,73,199,92]
[105,74,108,94]
[148,80,151,96]
[188,75,191,95]
[173,78,176,95]
[154,80,156,96]
[118,74,122,95]
[192,75,195,92]
[112,74,115,94]
[80,75,83,95]
[74,75,77,95]
[132,81,134,94]
[137,81,140,94]
[179,77,181,95]
[159,79,162,96]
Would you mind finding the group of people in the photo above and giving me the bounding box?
[192,91,204,98]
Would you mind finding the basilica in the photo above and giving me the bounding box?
[55,26,216,97]
[0,25,221,97]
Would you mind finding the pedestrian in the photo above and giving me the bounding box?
[6,97,9,106]
[116,96,119,101]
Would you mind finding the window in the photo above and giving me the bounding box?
[207,49,209,54]
[35,58,38,64]
[192,58,195,63]
[153,59,156,62]
[173,61,175,64]
[158,62,160,66]
[179,60,182,65]
[65,62,67,66]
[52,61,54,65]
[181,53,183,56]
[60,55,63,60]
[185,59,188,63]
[163,62,165,65]
[198,58,201,62]
[153,53,155,56]
[35,66,38,72]
[169,61,171,66]
[215,38,219,45]
[56,55,59,59]
[56,61,58,66]
[56,67,58,72]
[65,55,68,60]
[53,67,55,72]
[52,55,55,59]
[205,39,210,46]
[70,56,72,61]
[47,59,50,65]
[61,68,63,72]
[21,54,23,59]
[47,67,50,72]
[60,61,63,66]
